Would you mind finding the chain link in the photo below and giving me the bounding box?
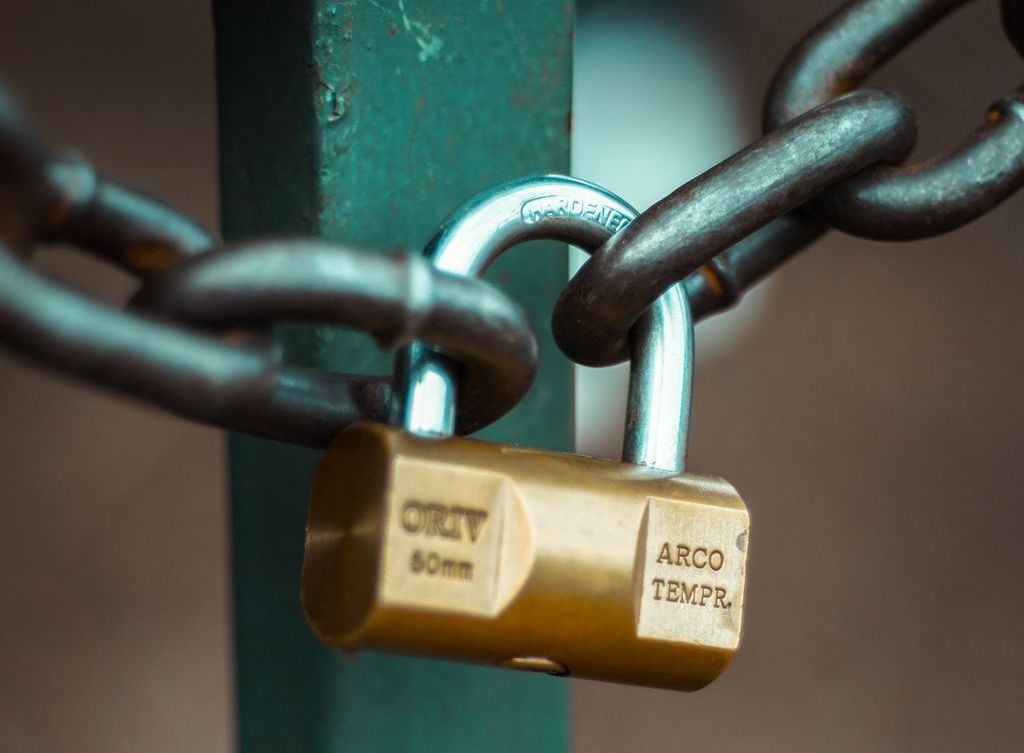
[554,90,916,365]
[766,0,1024,239]
[0,91,540,445]
[1,0,1022,440]
[554,0,1024,366]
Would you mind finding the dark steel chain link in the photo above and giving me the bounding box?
[554,0,1024,365]
[1,0,1023,442]
[0,90,540,444]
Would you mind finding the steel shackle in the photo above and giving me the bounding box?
[393,175,694,473]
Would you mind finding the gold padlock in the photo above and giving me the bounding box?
[302,176,750,691]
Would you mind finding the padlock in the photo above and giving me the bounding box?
[302,176,750,691]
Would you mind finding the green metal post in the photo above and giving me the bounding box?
[214,2,573,751]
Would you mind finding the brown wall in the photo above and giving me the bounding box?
[1,2,1021,752]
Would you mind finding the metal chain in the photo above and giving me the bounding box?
[0,90,540,445]
[765,0,1024,239]
[555,89,917,365]
[554,0,1024,365]
[1,0,1023,441]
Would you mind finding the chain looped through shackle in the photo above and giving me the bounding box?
[0,0,1022,443]
[553,0,1024,366]
[393,175,694,473]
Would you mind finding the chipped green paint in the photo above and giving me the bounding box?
[215,1,573,751]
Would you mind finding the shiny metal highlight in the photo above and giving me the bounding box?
[395,175,693,472]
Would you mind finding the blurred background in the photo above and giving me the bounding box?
[1,1,1022,751]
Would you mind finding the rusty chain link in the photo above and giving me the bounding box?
[554,0,1024,365]
[1,0,1023,442]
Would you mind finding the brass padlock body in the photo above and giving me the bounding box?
[302,422,749,691]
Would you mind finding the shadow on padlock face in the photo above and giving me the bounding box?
[301,176,750,691]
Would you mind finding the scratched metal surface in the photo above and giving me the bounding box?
[215,1,572,751]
